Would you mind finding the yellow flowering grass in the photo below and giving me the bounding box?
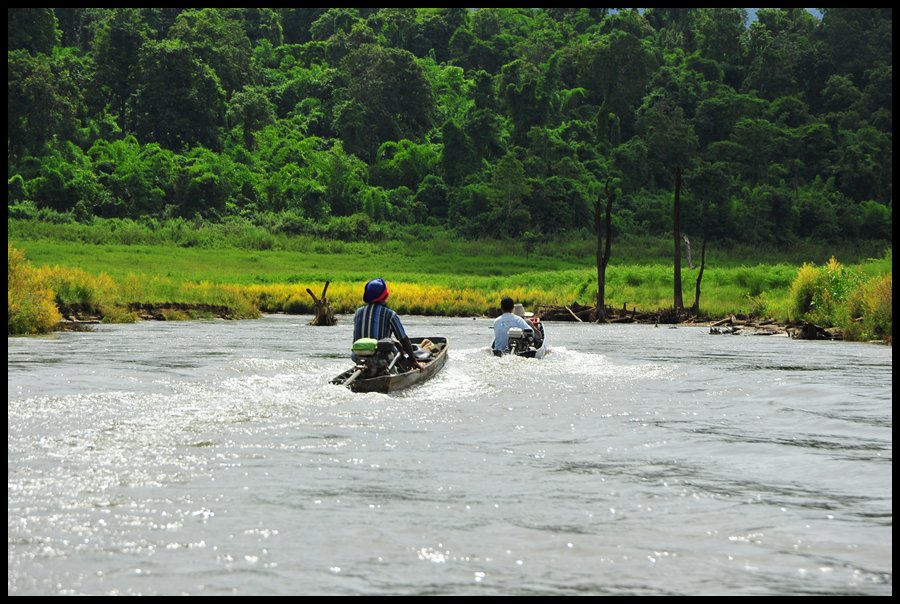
[846,272,892,343]
[8,244,62,334]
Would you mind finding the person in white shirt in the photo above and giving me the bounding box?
[492,296,535,354]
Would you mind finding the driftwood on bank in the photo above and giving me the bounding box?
[786,322,843,340]
[705,316,843,339]
[564,305,584,322]
[500,303,844,342]
[306,281,336,326]
[532,304,819,336]
[536,302,672,324]
[127,302,237,320]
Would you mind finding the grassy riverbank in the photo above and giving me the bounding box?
[8,225,892,342]
[9,238,808,316]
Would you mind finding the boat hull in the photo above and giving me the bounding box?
[331,337,448,393]
[517,344,547,359]
[492,343,547,359]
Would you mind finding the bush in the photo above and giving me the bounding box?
[7,201,38,220]
[789,257,860,325]
[44,266,117,316]
[790,263,819,319]
[846,272,892,343]
[8,174,26,203]
[8,244,62,335]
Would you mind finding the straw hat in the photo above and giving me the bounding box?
[513,303,534,318]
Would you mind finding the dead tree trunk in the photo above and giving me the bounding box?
[683,235,694,269]
[594,179,614,322]
[306,281,336,326]
[691,237,707,316]
[673,166,684,313]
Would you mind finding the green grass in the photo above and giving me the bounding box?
[9,237,877,318]
[8,239,589,285]
[9,222,892,331]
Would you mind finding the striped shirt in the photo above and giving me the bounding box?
[353,303,408,341]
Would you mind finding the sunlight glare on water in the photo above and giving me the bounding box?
[8,315,892,595]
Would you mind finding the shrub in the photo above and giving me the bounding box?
[789,263,819,319]
[8,245,62,335]
[846,272,892,343]
[44,266,116,316]
[789,257,861,325]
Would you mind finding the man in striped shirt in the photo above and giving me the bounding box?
[353,278,422,370]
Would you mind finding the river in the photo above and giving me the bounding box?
[7,315,892,595]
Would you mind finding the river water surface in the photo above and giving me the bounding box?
[8,316,892,595]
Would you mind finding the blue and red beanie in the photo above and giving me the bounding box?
[363,278,389,303]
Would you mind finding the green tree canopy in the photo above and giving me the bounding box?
[130,39,225,150]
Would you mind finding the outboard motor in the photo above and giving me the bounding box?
[351,338,400,377]
[506,327,534,355]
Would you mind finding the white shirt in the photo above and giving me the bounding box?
[493,312,534,352]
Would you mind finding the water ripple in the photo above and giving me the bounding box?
[8,317,892,595]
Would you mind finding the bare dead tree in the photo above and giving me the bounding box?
[306,281,336,326]
[594,179,614,322]
[673,166,684,313]
[683,234,695,269]
[691,237,707,316]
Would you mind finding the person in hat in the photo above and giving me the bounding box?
[492,296,536,354]
[353,278,422,370]
[513,303,543,347]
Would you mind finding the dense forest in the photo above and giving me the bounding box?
[7,8,893,245]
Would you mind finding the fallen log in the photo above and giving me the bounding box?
[564,305,584,322]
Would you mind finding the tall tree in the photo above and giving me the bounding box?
[334,44,433,162]
[499,59,549,145]
[673,166,684,312]
[55,8,106,51]
[441,120,476,185]
[226,86,276,150]
[820,8,893,85]
[486,152,531,237]
[306,141,367,216]
[279,8,327,44]
[7,50,79,159]
[130,39,225,150]
[557,29,657,139]
[8,8,60,54]
[309,8,360,41]
[690,8,746,66]
[223,8,283,46]
[636,97,699,188]
[92,8,151,118]
[168,8,254,94]
[594,180,614,322]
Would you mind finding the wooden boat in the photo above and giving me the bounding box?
[331,337,448,393]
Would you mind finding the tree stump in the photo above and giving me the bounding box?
[307,282,336,326]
